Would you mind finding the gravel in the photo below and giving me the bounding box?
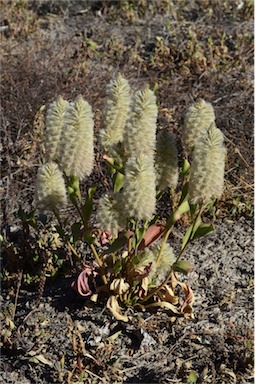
[1,217,253,383]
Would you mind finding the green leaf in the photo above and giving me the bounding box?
[113,260,123,274]
[67,185,76,205]
[84,231,95,245]
[135,226,147,244]
[191,215,202,237]
[181,159,190,177]
[18,206,26,221]
[178,199,190,215]
[180,181,189,203]
[71,222,82,243]
[187,370,198,383]
[38,213,48,226]
[192,223,214,240]
[113,172,125,193]
[189,203,197,219]
[82,186,97,225]
[55,225,65,239]
[167,200,190,229]
[182,225,193,249]
[102,235,128,255]
[18,207,36,228]
[172,260,192,275]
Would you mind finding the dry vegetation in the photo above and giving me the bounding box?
[0,0,254,383]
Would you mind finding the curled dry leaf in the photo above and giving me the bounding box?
[110,278,130,295]
[71,267,98,297]
[143,273,195,318]
[169,273,195,318]
[134,262,154,279]
[106,296,129,322]
[138,276,150,299]
[145,301,180,314]
[158,284,179,305]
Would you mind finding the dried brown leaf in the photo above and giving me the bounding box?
[106,296,129,322]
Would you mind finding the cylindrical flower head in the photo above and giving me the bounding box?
[188,124,226,205]
[155,130,178,191]
[183,99,215,154]
[125,87,158,158]
[123,155,156,221]
[100,73,131,154]
[36,162,67,211]
[151,241,175,283]
[45,96,70,162]
[59,95,94,180]
[96,193,125,238]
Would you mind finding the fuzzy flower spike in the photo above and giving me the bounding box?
[96,193,125,238]
[123,155,156,221]
[58,95,94,180]
[36,162,67,212]
[188,123,226,205]
[155,130,178,191]
[125,87,158,158]
[183,99,215,154]
[100,73,131,155]
[44,96,70,162]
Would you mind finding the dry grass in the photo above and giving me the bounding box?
[1,0,253,232]
[0,1,254,382]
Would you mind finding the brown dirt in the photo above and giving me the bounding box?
[0,1,254,383]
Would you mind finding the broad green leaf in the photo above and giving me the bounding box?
[178,199,190,215]
[189,203,197,219]
[102,235,127,255]
[84,231,95,245]
[68,175,81,201]
[38,213,48,226]
[191,215,202,237]
[55,225,65,239]
[113,260,123,274]
[18,207,36,228]
[181,159,190,177]
[192,223,214,240]
[82,186,97,225]
[180,181,189,203]
[67,185,76,205]
[113,171,125,193]
[71,222,82,243]
[18,206,26,221]
[172,260,192,275]
[167,200,190,229]
[136,226,147,244]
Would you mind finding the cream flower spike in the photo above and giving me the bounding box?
[125,86,158,158]
[155,130,178,191]
[188,123,226,205]
[96,193,125,238]
[100,73,131,154]
[36,162,67,211]
[183,99,215,154]
[123,154,156,221]
[59,95,94,180]
[45,96,69,162]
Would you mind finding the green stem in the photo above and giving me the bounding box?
[156,226,172,265]
[90,243,108,286]
[141,203,204,304]
[52,208,78,264]
[70,194,108,288]
[156,199,189,266]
